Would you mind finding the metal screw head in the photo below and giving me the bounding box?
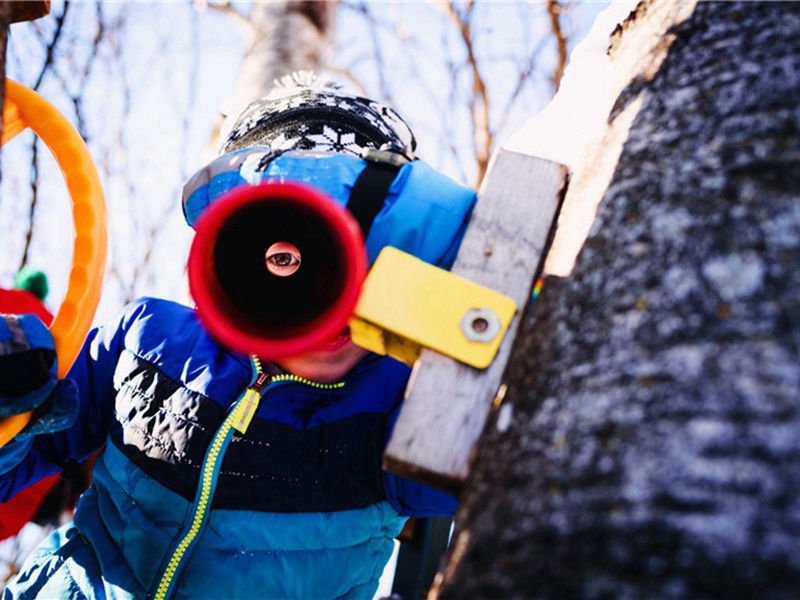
[460,308,502,343]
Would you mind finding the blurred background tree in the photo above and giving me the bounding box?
[0,0,603,326]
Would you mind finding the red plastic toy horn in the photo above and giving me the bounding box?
[187,181,367,359]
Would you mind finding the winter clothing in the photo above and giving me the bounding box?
[0,314,78,425]
[1,146,476,599]
[12,269,49,302]
[0,288,52,326]
[0,286,60,543]
[220,72,416,157]
[2,298,456,599]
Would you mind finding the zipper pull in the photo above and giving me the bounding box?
[231,372,270,434]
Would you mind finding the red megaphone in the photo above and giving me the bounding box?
[187,181,367,359]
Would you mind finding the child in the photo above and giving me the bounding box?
[0,269,66,545]
[0,75,476,599]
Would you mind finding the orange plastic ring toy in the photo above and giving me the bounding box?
[0,80,107,446]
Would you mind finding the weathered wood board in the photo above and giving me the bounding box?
[383,149,567,493]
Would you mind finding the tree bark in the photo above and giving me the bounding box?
[213,1,336,148]
[434,2,800,598]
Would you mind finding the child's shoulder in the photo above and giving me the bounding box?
[114,297,250,388]
[118,297,200,345]
[117,297,196,331]
[114,297,208,357]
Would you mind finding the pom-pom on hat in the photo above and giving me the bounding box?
[219,71,416,157]
[13,268,49,301]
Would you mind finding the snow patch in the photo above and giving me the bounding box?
[503,0,640,168]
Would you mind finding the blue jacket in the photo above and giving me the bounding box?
[1,152,475,599]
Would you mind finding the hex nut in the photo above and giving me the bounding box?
[460,308,502,343]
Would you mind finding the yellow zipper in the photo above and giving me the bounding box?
[252,355,345,391]
[271,372,345,390]
[151,357,345,599]
[152,413,233,600]
[152,358,267,600]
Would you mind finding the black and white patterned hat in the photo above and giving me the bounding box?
[220,72,416,157]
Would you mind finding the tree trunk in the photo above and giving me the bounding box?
[433,2,800,598]
[214,1,336,148]
[232,1,334,101]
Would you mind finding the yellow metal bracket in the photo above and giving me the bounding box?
[350,247,517,369]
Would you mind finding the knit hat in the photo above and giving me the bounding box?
[13,268,49,301]
[219,72,416,157]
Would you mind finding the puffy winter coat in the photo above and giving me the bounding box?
[0,151,475,599]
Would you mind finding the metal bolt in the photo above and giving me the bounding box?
[460,308,502,343]
[471,317,489,333]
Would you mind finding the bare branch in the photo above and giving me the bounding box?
[442,1,491,186]
[353,2,395,107]
[47,3,108,142]
[20,1,70,271]
[31,0,69,91]
[495,33,551,137]
[125,200,178,305]
[546,0,568,91]
[441,28,469,183]
[179,7,201,177]
[18,140,39,271]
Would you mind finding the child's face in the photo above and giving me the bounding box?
[276,328,368,383]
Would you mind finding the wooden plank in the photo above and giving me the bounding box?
[383,149,567,493]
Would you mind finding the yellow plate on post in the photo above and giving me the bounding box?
[351,247,517,369]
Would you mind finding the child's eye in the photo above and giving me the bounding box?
[265,242,301,277]
[270,253,298,267]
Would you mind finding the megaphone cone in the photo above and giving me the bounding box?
[187,181,367,359]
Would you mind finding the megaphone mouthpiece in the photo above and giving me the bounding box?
[187,181,367,359]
